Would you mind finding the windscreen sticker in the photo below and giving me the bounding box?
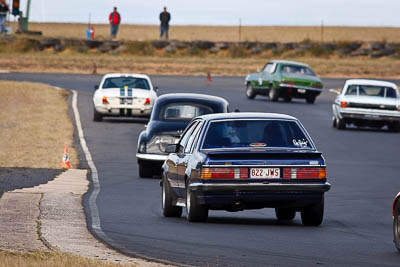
[293,139,309,148]
[250,143,267,147]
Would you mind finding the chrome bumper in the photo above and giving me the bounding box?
[279,83,323,92]
[189,182,331,193]
[95,105,152,116]
[338,107,400,121]
[136,153,168,161]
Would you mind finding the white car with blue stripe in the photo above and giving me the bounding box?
[93,73,158,121]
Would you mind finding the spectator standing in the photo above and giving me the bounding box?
[159,7,171,40]
[0,0,9,34]
[109,7,121,39]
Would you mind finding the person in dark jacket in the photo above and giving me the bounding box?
[109,7,121,39]
[0,0,9,34]
[159,7,171,40]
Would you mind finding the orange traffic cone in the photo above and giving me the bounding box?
[205,72,212,82]
[61,146,71,169]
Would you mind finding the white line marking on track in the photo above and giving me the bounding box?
[328,88,341,94]
[71,90,184,265]
[71,90,115,244]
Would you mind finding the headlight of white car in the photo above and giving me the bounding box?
[146,135,180,154]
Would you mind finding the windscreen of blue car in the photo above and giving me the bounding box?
[202,120,312,149]
[102,77,150,90]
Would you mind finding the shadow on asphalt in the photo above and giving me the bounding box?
[101,118,149,124]
[205,216,304,226]
[337,126,396,133]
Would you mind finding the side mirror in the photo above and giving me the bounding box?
[165,144,178,153]
[154,86,159,92]
[94,85,99,90]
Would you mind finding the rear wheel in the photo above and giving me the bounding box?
[186,180,208,222]
[93,108,103,122]
[268,85,279,102]
[162,174,182,217]
[138,162,153,178]
[389,122,400,132]
[245,84,256,99]
[301,197,324,226]
[393,200,400,252]
[332,116,337,128]
[284,95,292,102]
[275,208,296,221]
[306,95,316,104]
[336,117,346,130]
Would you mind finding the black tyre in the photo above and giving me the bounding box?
[186,180,208,222]
[275,208,296,221]
[162,174,182,217]
[93,108,103,122]
[245,84,256,99]
[393,200,400,252]
[268,84,279,102]
[336,117,346,130]
[284,96,292,102]
[388,122,400,133]
[332,116,337,128]
[301,197,324,226]
[306,95,316,104]
[138,162,153,178]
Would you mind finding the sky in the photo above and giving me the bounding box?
[7,0,400,27]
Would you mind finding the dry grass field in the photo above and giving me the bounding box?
[1,52,400,78]
[3,23,400,77]
[12,22,400,42]
[0,81,78,168]
[0,251,136,267]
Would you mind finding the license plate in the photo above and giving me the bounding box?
[250,168,280,178]
[120,98,133,104]
[298,89,306,94]
[364,114,380,119]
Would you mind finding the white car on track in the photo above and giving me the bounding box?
[332,79,400,131]
[93,73,158,121]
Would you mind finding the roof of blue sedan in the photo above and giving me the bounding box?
[197,112,298,121]
[157,93,228,103]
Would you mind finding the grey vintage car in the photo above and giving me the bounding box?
[332,79,400,131]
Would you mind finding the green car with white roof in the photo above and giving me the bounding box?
[244,60,323,104]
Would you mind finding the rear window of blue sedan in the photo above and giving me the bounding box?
[202,120,312,149]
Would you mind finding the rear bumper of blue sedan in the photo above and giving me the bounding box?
[189,182,331,210]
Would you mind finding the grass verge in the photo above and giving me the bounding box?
[0,81,78,168]
[0,251,135,267]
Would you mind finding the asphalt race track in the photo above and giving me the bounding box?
[1,72,400,266]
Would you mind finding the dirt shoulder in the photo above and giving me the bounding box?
[0,82,170,266]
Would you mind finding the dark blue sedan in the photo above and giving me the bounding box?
[136,93,229,178]
[161,113,331,226]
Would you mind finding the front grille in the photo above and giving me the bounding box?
[348,102,397,111]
